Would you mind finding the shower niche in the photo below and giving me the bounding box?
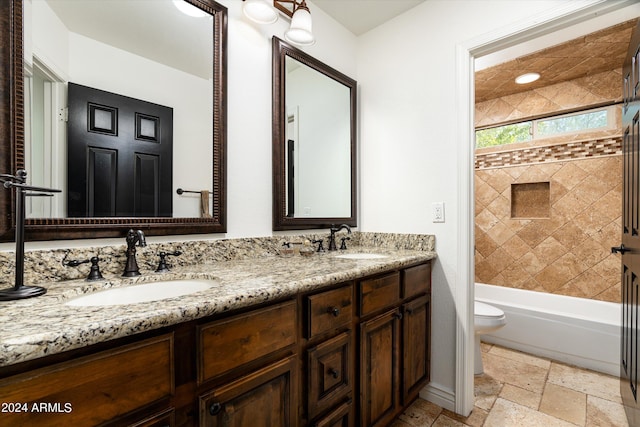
[510,182,550,219]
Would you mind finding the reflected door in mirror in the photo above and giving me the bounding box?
[67,83,173,217]
[0,0,227,241]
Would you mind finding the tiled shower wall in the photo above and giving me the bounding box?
[474,69,622,303]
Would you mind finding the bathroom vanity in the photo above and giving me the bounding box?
[0,246,434,427]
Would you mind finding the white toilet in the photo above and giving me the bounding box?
[474,301,506,375]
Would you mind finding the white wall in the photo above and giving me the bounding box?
[221,0,357,237]
[356,0,589,407]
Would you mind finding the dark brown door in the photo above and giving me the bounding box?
[619,20,640,427]
[67,82,173,217]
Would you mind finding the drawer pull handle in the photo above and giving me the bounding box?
[328,368,339,379]
[327,307,340,317]
[209,402,223,416]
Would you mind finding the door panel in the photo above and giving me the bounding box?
[87,147,117,217]
[67,83,173,217]
[360,309,400,427]
[621,20,640,427]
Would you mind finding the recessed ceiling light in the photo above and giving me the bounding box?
[515,73,540,85]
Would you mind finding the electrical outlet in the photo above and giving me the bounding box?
[432,202,445,223]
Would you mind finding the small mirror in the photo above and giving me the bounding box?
[272,37,357,230]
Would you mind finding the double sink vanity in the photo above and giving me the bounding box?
[0,233,436,427]
[0,1,435,426]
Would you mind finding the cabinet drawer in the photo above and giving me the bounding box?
[0,334,174,427]
[198,300,296,384]
[307,331,352,418]
[306,285,352,339]
[359,272,401,316]
[403,263,431,299]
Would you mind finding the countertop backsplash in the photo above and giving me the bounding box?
[0,232,436,288]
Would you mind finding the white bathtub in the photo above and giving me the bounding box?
[475,283,620,376]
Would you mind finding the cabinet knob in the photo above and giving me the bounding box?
[406,308,413,315]
[393,312,403,320]
[209,402,223,416]
[327,307,340,317]
[328,368,339,379]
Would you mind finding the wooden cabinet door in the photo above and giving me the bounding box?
[402,295,430,403]
[312,400,353,427]
[359,309,401,427]
[199,356,297,427]
[307,331,352,419]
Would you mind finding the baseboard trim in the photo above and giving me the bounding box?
[419,382,456,412]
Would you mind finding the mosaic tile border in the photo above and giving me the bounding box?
[475,137,622,169]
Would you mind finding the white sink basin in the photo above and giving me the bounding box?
[334,253,389,260]
[65,279,216,307]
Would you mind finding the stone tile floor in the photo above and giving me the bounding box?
[391,343,629,427]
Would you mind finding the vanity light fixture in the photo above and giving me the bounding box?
[242,0,315,46]
[515,72,541,84]
[173,0,207,18]
[283,0,315,46]
[242,0,278,24]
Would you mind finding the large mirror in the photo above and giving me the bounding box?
[0,0,226,241]
[272,37,357,230]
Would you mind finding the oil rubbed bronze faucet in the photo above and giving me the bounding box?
[123,229,147,277]
[328,224,352,251]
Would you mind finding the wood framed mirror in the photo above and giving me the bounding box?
[272,37,357,230]
[0,0,227,241]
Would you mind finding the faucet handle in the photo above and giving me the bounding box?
[340,237,351,250]
[62,251,91,268]
[155,250,182,273]
[312,239,325,252]
[62,252,104,281]
[87,257,104,281]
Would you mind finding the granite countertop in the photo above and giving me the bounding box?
[0,247,436,369]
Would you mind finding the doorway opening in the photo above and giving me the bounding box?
[456,1,639,416]
[24,57,66,218]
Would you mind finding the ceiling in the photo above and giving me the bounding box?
[475,18,638,103]
[42,0,213,80]
[311,0,426,36]
[43,0,635,100]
